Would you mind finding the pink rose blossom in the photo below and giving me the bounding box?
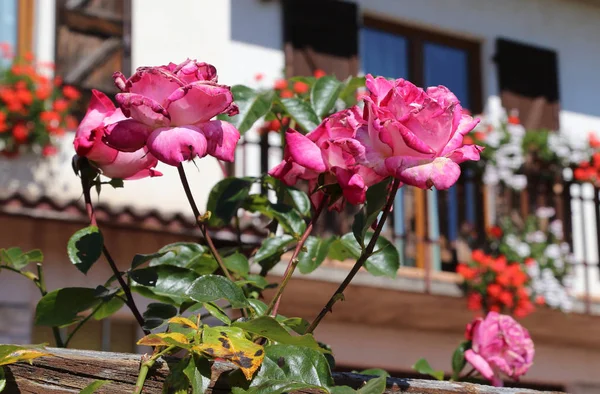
[464,312,535,387]
[269,107,384,211]
[104,59,240,166]
[357,74,482,189]
[73,90,162,180]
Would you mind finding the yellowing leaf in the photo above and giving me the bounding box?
[137,332,189,347]
[193,326,264,380]
[0,344,50,366]
[168,316,199,330]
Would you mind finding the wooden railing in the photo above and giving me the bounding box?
[2,348,563,394]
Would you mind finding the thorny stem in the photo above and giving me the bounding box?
[134,345,176,394]
[177,164,234,283]
[266,196,328,317]
[79,159,149,334]
[306,178,401,334]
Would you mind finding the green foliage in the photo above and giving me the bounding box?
[130,265,198,306]
[451,341,469,380]
[311,76,343,118]
[225,86,274,134]
[0,247,43,270]
[185,275,249,308]
[67,226,103,274]
[206,177,253,226]
[79,380,109,394]
[233,316,324,352]
[330,233,400,278]
[297,236,335,274]
[412,358,444,381]
[279,97,321,133]
[352,179,391,247]
[142,303,178,330]
[35,287,100,327]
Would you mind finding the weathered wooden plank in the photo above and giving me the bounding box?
[2,348,563,394]
[64,37,121,85]
[60,8,123,37]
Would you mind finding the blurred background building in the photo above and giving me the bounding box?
[1,0,600,392]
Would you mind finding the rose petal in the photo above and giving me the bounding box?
[147,125,208,166]
[286,129,327,173]
[386,156,461,190]
[75,127,118,165]
[103,119,154,152]
[123,67,184,105]
[465,350,496,381]
[197,120,241,162]
[101,148,161,180]
[116,93,170,127]
[446,144,483,164]
[440,114,481,157]
[166,82,235,125]
[366,74,395,105]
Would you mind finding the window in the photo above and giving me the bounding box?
[495,38,560,130]
[361,16,482,113]
[54,0,132,119]
[282,0,358,79]
[0,0,34,65]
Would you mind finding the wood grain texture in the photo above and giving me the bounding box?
[2,348,563,394]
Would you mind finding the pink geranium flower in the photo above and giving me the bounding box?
[269,107,384,211]
[357,74,482,189]
[73,90,162,180]
[104,59,240,166]
[465,312,535,386]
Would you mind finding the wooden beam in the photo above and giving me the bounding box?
[60,8,124,37]
[64,37,121,85]
[16,0,34,59]
[2,348,562,394]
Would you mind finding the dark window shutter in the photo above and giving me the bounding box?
[495,38,560,130]
[54,0,131,119]
[282,0,358,78]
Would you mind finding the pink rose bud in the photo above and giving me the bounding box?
[464,312,535,387]
[73,90,162,180]
[102,59,240,166]
[357,74,483,190]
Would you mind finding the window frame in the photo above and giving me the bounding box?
[362,15,483,114]
[15,0,34,59]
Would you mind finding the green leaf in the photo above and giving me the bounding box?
[67,226,104,274]
[233,316,324,352]
[0,247,43,270]
[244,195,306,236]
[0,344,50,366]
[152,243,217,275]
[310,76,343,117]
[92,296,125,320]
[0,367,5,392]
[183,355,212,394]
[279,97,321,133]
[336,233,400,278]
[248,299,268,316]
[130,266,197,306]
[207,177,253,226]
[35,287,99,327]
[254,235,295,264]
[264,176,312,217]
[330,387,356,394]
[224,252,250,278]
[203,302,231,325]
[80,380,109,394]
[451,341,469,379]
[357,368,390,378]
[226,86,274,134]
[163,357,190,394]
[412,358,444,381]
[233,344,332,394]
[142,303,178,330]
[357,375,387,394]
[339,76,366,106]
[186,275,249,308]
[238,274,270,290]
[279,317,310,335]
[297,236,335,274]
[130,251,168,270]
[352,179,391,247]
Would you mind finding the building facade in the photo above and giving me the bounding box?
[2,0,600,391]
